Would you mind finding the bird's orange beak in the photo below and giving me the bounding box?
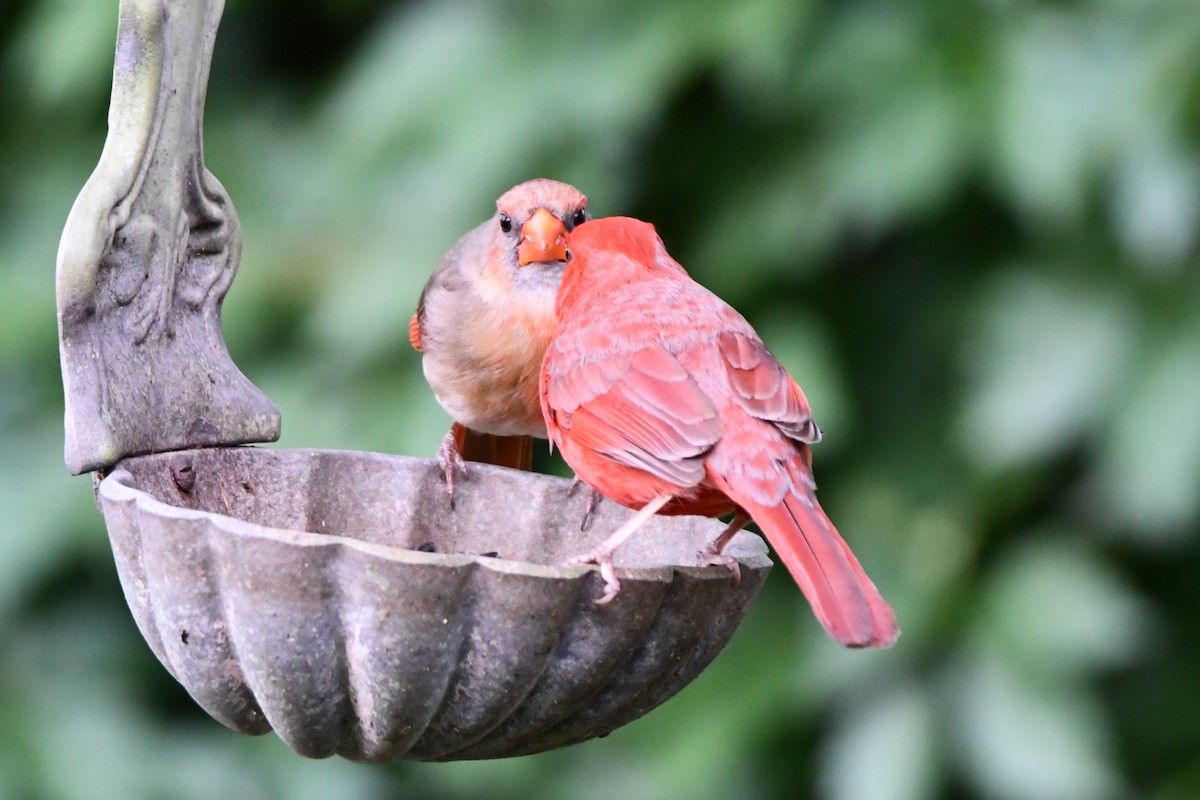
[517,208,569,265]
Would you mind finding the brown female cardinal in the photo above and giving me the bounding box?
[540,216,898,648]
[410,179,588,503]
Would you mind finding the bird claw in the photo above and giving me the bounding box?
[561,493,674,606]
[697,545,742,586]
[563,549,622,605]
[437,431,468,509]
[568,478,601,532]
[579,492,599,533]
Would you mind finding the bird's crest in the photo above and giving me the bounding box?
[569,217,661,267]
[558,217,694,320]
[496,178,587,222]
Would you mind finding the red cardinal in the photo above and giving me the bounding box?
[540,217,898,648]
[411,179,589,502]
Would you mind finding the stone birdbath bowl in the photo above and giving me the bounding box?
[56,0,772,761]
[99,447,769,760]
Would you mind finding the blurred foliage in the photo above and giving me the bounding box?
[2,0,1199,797]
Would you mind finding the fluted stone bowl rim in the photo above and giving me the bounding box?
[97,448,773,580]
[93,446,773,761]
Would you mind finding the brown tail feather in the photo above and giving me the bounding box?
[456,424,534,471]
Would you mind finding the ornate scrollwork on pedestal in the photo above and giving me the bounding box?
[57,0,279,475]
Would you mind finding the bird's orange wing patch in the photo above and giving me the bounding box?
[408,311,423,352]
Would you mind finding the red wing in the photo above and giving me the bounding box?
[545,345,722,488]
[718,331,820,443]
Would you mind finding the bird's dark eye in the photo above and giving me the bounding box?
[499,213,513,233]
[569,208,587,229]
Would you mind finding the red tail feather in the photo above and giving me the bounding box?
[733,485,898,648]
